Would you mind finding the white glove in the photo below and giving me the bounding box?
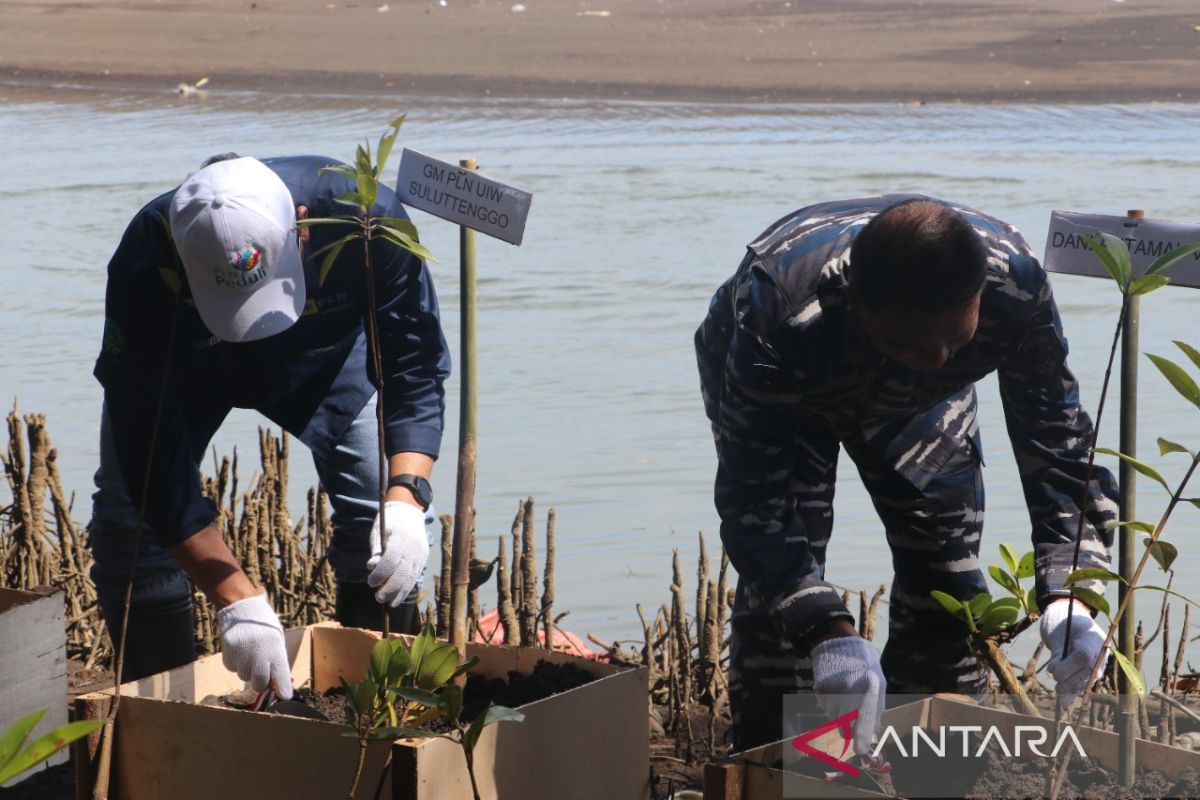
[1040,598,1108,702]
[811,636,887,757]
[366,501,430,608]
[217,593,292,700]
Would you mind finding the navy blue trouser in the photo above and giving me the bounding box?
[729,416,990,752]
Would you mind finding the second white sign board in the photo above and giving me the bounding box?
[1044,210,1200,289]
[396,149,532,245]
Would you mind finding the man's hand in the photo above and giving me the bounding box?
[217,593,292,699]
[367,501,430,607]
[1040,598,1108,702]
[811,634,887,757]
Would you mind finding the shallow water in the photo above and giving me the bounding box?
[2,85,1199,656]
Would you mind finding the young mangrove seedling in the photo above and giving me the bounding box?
[340,623,479,799]
[353,624,525,800]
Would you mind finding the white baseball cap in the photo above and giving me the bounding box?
[169,156,306,342]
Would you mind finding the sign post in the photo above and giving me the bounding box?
[1044,209,1200,785]
[397,149,532,654]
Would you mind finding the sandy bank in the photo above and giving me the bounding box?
[3,0,1200,104]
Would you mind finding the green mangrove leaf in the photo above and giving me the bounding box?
[355,142,372,179]
[1084,232,1131,291]
[462,704,525,754]
[367,727,446,741]
[1147,353,1200,409]
[294,215,360,227]
[1069,586,1111,619]
[987,565,1021,599]
[999,543,1018,574]
[409,623,436,678]
[1112,649,1146,696]
[1183,498,1200,510]
[340,677,360,716]
[368,638,392,684]
[0,709,44,772]
[1145,539,1179,572]
[415,643,460,690]
[390,687,441,708]
[968,593,993,620]
[1065,567,1123,586]
[1128,274,1171,296]
[1026,587,1038,614]
[356,680,379,717]
[1104,519,1156,534]
[979,604,1019,636]
[318,164,359,181]
[1138,585,1200,608]
[376,115,405,175]
[375,225,438,262]
[449,655,480,681]
[1016,551,1036,580]
[1145,242,1200,276]
[438,683,464,724]
[1093,447,1171,493]
[1175,340,1200,372]
[0,719,104,785]
[930,589,965,616]
[375,217,420,239]
[989,596,1021,612]
[334,190,367,209]
[387,644,412,685]
[356,169,377,212]
[1158,437,1193,458]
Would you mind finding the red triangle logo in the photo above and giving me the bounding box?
[791,709,859,778]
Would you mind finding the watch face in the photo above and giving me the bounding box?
[391,474,432,509]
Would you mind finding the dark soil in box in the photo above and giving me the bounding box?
[964,751,1200,800]
[879,743,1200,799]
[277,658,599,727]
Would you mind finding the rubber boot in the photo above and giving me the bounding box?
[335,581,420,634]
[101,599,197,683]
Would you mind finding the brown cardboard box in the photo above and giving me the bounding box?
[705,694,1200,799]
[75,623,649,799]
[0,587,67,787]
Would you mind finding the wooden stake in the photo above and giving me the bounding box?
[450,156,480,656]
[542,508,556,650]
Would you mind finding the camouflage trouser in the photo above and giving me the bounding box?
[729,406,990,752]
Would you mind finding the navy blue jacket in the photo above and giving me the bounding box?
[95,155,450,547]
[696,195,1117,643]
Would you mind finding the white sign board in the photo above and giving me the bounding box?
[396,149,532,245]
[1044,210,1200,289]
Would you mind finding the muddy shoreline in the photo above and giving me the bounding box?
[4,0,1200,105]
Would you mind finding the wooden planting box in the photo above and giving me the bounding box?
[0,586,67,787]
[74,622,649,799]
[704,694,1200,799]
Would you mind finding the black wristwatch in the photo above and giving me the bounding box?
[387,473,433,511]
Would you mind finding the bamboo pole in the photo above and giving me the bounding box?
[437,515,453,637]
[450,157,479,656]
[1116,208,1144,786]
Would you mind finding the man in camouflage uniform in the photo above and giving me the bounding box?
[695,196,1118,753]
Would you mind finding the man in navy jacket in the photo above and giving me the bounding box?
[91,154,450,696]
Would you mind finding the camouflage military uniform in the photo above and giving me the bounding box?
[695,195,1118,751]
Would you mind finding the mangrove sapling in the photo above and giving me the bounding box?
[340,623,480,799]
[354,624,525,800]
[931,544,1042,715]
[294,116,437,636]
[1040,231,1200,799]
[0,708,102,784]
